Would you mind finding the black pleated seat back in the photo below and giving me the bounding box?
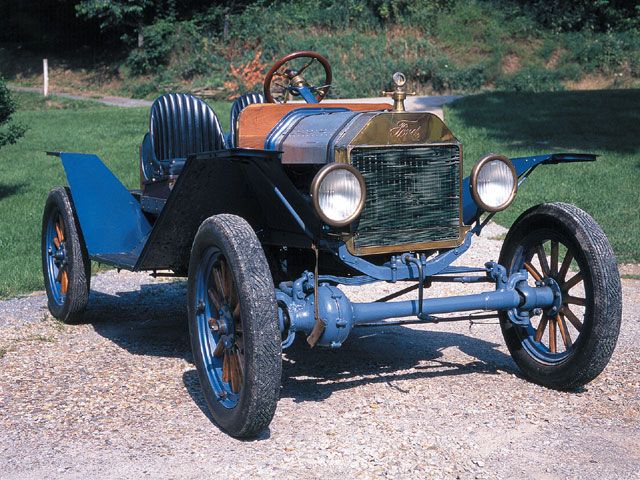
[150,93,226,162]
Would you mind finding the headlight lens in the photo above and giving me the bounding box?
[311,164,366,227]
[470,154,517,212]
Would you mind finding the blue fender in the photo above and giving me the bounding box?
[52,152,152,266]
[462,152,596,224]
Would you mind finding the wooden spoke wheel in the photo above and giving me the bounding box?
[187,214,281,438]
[263,50,332,103]
[41,187,90,323]
[498,203,621,389]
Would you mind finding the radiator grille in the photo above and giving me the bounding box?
[350,145,461,251]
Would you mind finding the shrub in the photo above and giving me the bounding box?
[0,77,25,149]
[108,0,640,98]
[562,31,640,75]
[124,80,159,99]
[415,58,487,93]
[515,0,640,32]
[495,66,564,92]
[126,19,176,74]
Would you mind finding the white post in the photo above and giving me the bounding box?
[43,59,49,97]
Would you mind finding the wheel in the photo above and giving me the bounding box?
[263,51,332,103]
[187,214,282,437]
[41,187,91,323]
[498,203,621,390]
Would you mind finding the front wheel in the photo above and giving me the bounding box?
[187,214,282,438]
[499,203,621,390]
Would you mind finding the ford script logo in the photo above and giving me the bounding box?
[390,120,423,142]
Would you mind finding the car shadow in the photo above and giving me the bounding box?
[448,90,640,155]
[0,182,25,201]
[279,326,516,403]
[84,282,191,361]
[84,281,517,409]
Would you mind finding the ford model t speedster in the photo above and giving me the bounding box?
[42,51,621,437]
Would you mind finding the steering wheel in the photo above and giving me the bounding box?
[263,51,332,104]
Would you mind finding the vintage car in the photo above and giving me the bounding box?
[42,51,621,438]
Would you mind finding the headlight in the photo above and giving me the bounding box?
[470,154,517,212]
[311,164,366,227]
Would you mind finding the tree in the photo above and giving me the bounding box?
[75,0,171,47]
[0,78,25,150]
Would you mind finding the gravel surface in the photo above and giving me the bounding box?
[1,223,638,479]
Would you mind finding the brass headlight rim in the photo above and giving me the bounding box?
[310,163,367,228]
[470,153,518,213]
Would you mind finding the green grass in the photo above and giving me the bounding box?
[14,92,108,111]
[0,92,229,298]
[622,274,640,280]
[0,90,637,298]
[446,89,640,263]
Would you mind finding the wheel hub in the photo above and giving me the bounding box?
[209,305,235,339]
[50,242,67,268]
[540,276,563,317]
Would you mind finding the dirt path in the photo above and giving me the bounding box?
[9,85,458,115]
[9,85,153,108]
[1,223,638,479]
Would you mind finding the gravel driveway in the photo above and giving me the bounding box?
[1,223,638,479]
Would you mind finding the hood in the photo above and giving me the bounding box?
[266,108,458,164]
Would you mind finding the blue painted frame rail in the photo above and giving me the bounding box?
[56,152,152,266]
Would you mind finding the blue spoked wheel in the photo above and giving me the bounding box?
[499,203,621,389]
[194,248,243,408]
[187,214,281,437]
[44,211,68,305]
[41,187,90,323]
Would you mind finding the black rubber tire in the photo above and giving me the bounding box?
[499,202,621,390]
[41,187,91,324]
[187,214,282,438]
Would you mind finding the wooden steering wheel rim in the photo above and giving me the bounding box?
[263,51,332,103]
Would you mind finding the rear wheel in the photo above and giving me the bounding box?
[499,203,621,389]
[187,214,281,438]
[41,187,91,323]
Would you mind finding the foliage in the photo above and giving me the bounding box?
[76,0,154,30]
[125,19,175,74]
[495,66,564,92]
[560,31,640,75]
[223,51,268,98]
[107,0,639,99]
[3,0,640,98]
[0,78,25,149]
[514,0,640,32]
[76,0,185,46]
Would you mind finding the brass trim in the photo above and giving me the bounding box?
[310,163,367,227]
[469,154,518,213]
[346,143,465,256]
[382,72,415,112]
[346,226,469,256]
[352,141,460,149]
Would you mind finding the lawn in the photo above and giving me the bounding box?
[0,90,637,298]
[445,89,640,263]
[0,92,230,298]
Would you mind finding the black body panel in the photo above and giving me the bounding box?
[135,149,323,271]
